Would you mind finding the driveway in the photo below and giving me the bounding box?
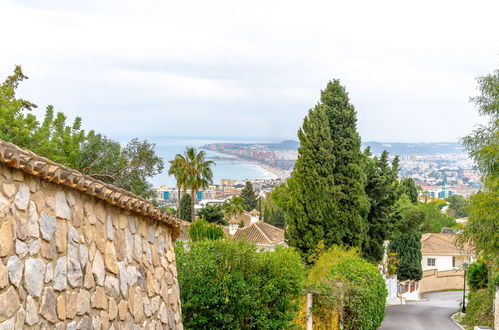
[379,291,465,330]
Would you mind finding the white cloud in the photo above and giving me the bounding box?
[0,0,497,142]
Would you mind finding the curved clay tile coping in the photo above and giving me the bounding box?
[0,139,181,240]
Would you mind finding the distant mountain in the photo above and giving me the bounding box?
[267,140,300,150]
[268,140,465,155]
[361,142,465,155]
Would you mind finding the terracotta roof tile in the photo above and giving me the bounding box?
[233,221,285,245]
[421,233,466,255]
[0,139,181,240]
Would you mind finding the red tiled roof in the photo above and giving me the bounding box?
[233,221,285,245]
[421,233,466,255]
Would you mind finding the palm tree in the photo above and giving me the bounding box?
[222,196,245,220]
[184,147,214,221]
[168,154,188,218]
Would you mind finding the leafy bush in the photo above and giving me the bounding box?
[467,262,488,291]
[188,218,225,242]
[461,289,494,327]
[175,240,306,329]
[307,246,387,330]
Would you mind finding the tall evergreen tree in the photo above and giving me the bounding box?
[388,233,423,281]
[362,149,401,263]
[241,181,257,211]
[400,178,419,205]
[180,194,192,222]
[280,80,369,261]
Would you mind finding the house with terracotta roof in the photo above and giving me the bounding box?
[230,221,287,251]
[421,233,472,271]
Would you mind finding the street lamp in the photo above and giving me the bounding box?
[461,262,468,313]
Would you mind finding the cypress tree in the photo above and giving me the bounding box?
[241,181,257,211]
[388,233,423,281]
[180,194,192,222]
[400,178,419,204]
[320,80,370,248]
[282,80,369,261]
[362,149,401,263]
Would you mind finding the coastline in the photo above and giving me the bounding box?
[256,162,290,181]
[205,150,291,181]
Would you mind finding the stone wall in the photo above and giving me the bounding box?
[0,164,182,329]
[419,269,465,293]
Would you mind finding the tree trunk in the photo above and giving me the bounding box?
[177,187,181,218]
[191,190,196,221]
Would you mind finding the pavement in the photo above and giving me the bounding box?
[379,291,466,330]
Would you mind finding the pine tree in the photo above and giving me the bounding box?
[241,181,257,211]
[180,194,192,222]
[281,80,369,261]
[362,149,401,263]
[388,233,423,281]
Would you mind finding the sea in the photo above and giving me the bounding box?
[149,137,279,188]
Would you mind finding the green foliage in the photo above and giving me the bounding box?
[175,240,306,329]
[260,192,286,229]
[222,196,245,220]
[461,289,494,328]
[197,204,226,225]
[445,195,469,218]
[0,66,164,199]
[418,202,456,233]
[458,68,498,328]
[362,148,400,263]
[308,246,387,330]
[241,181,257,211]
[388,234,422,281]
[281,80,369,261]
[184,147,215,221]
[467,262,489,291]
[168,154,189,217]
[180,194,192,222]
[461,69,498,178]
[188,218,225,242]
[459,176,499,259]
[400,178,419,204]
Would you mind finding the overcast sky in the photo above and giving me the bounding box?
[1,0,497,143]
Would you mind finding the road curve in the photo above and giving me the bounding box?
[379,291,464,330]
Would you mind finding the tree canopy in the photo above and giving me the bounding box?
[241,181,257,211]
[280,80,369,262]
[0,66,163,199]
[362,148,400,263]
[197,204,226,225]
[180,194,192,222]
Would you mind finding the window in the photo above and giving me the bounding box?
[452,257,456,268]
[427,258,436,267]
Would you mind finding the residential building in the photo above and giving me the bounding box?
[421,233,471,271]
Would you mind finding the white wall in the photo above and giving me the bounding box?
[422,255,454,271]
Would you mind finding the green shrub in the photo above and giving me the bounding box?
[467,262,488,291]
[175,240,306,329]
[307,246,387,330]
[188,218,225,242]
[462,289,494,327]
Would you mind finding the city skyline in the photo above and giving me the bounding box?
[1,0,498,143]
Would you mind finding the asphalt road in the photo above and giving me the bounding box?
[379,291,465,330]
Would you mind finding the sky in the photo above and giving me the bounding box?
[0,0,498,143]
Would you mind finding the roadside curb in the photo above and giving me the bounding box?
[451,312,466,330]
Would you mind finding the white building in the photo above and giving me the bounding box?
[421,233,471,271]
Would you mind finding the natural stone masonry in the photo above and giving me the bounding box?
[0,139,183,329]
